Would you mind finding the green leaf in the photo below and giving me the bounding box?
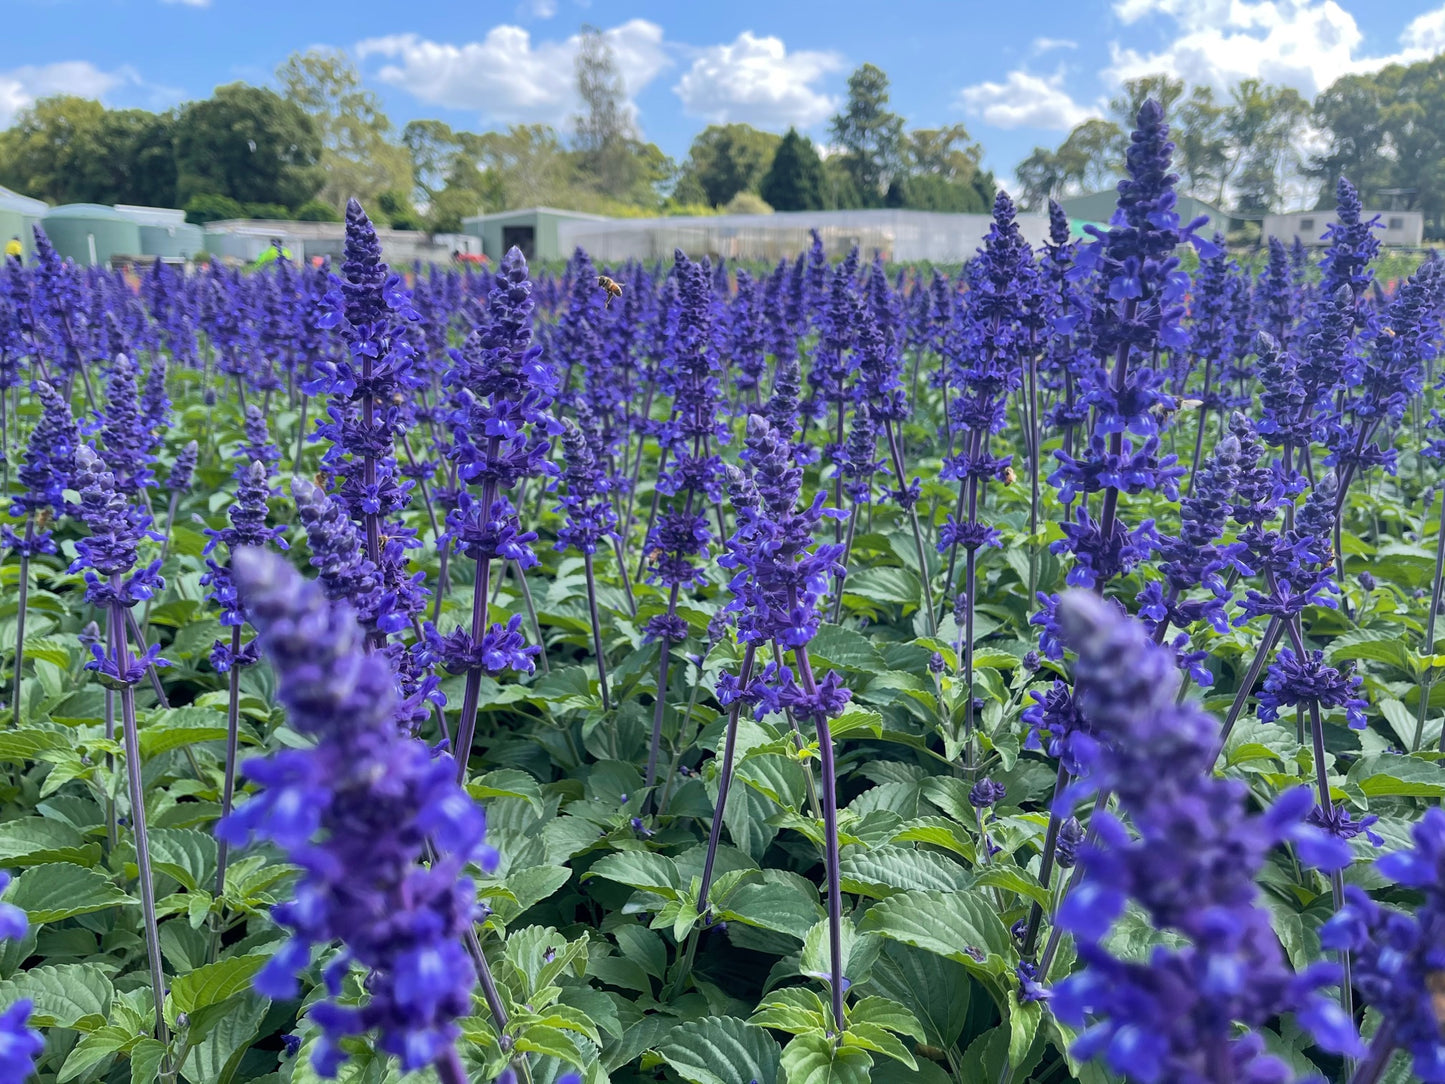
[716,874,824,938]
[751,986,829,1034]
[0,727,71,762]
[165,953,268,1024]
[801,918,882,990]
[58,1025,137,1083]
[655,1016,782,1084]
[511,1023,584,1067]
[808,626,885,672]
[849,567,922,608]
[0,962,113,1028]
[1007,989,1045,1068]
[586,851,681,898]
[147,828,217,893]
[129,1038,168,1084]
[184,993,268,1084]
[841,1021,916,1069]
[5,861,135,922]
[973,866,1052,908]
[1347,755,1445,798]
[779,1031,873,1084]
[870,942,971,1049]
[847,997,926,1043]
[860,889,1013,977]
[839,846,971,897]
[0,817,102,867]
[467,768,545,815]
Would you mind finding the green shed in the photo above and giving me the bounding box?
[460,207,611,264]
[1060,189,1233,234]
[43,204,143,266]
[0,186,47,260]
[114,205,205,260]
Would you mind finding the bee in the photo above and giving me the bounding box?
[1428,970,1445,1026]
[1148,397,1204,424]
[1003,466,1017,486]
[645,547,664,565]
[597,275,623,309]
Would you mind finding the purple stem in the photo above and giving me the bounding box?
[109,597,170,1057]
[794,646,846,1032]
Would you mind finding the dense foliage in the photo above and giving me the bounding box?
[1,101,1444,1084]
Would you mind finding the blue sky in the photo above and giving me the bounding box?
[9,0,1445,195]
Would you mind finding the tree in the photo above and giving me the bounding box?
[402,118,467,204]
[0,96,107,203]
[1109,76,1185,129]
[295,199,342,222]
[829,63,904,203]
[1310,71,1392,205]
[892,124,992,212]
[681,124,781,207]
[1225,80,1309,214]
[1176,85,1230,197]
[1056,119,1126,193]
[68,109,179,207]
[572,25,638,197]
[278,49,414,210]
[759,128,827,211]
[174,83,323,208]
[1015,147,1069,210]
[184,193,246,224]
[476,124,575,209]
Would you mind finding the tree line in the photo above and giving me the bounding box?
[1016,57,1445,238]
[3,30,1444,235]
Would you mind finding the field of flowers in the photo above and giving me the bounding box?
[0,99,1442,1084]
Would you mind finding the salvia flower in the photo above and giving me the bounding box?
[1049,590,1361,1082]
[218,549,492,1077]
[0,872,42,1081]
[3,380,78,557]
[1321,807,1445,1081]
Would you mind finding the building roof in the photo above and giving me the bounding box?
[461,206,613,226]
[113,205,188,228]
[0,185,47,216]
[45,203,134,222]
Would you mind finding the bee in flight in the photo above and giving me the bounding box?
[597,274,623,309]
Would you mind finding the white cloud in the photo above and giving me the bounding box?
[160,0,211,6]
[673,32,843,129]
[1106,0,1445,98]
[957,69,1094,130]
[356,20,668,127]
[516,0,557,18]
[1032,37,1078,53]
[0,61,131,126]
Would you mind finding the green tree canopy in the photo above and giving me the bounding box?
[759,128,827,212]
[278,49,414,211]
[174,83,323,209]
[681,124,781,207]
[829,63,904,204]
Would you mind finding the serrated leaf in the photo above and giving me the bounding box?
[5,861,135,922]
[860,889,1013,976]
[0,727,71,762]
[839,846,971,897]
[716,875,823,938]
[841,1021,916,1069]
[467,768,545,815]
[808,626,885,672]
[870,942,971,1049]
[655,1016,782,1084]
[780,1031,873,1084]
[0,962,113,1027]
[1347,755,1445,798]
[0,817,102,867]
[129,1038,168,1084]
[801,918,882,990]
[147,827,217,893]
[586,851,680,898]
[58,1024,137,1082]
[165,953,267,1023]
